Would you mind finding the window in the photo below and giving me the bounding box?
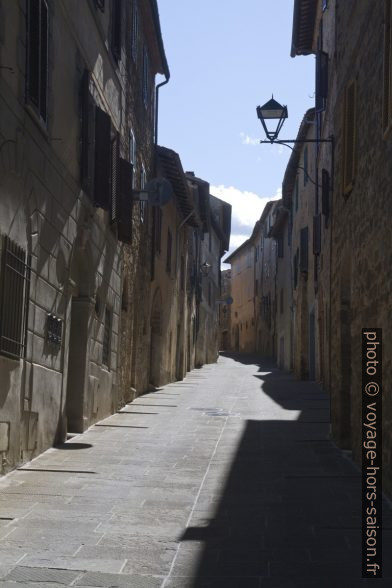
[102,307,111,367]
[255,279,258,296]
[208,281,211,306]
[383,0,392,137]
[0,236,30,359]
[142,46,150,107]
[110,133,119,224]
[300,227,309,273]
[313,214,321,255]
[129,129,136,188]
[321,168,330,223]
[294,177,299,211]
[154,207,162,253]
[140,163,146,222]
[293,250,298,289]
[280,289,284,314]
[111,0,122,62]
[131,0,139,62]
[343,80,357,195]
[180,256,185,290]
[166,229,172,274]
[303,146,308,186]
[316,51,328,112]
[277,236,284,258]
[26,0,48,122]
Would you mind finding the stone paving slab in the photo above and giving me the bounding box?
[0,354,391,586]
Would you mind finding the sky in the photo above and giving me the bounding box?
[156,0,315,265]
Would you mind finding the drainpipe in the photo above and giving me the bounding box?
[154,74,170,148]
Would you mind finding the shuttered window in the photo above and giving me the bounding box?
[139,164,146,222]
[277,235,284,258]
[343,80,357,195]
[117,158,133,244]
[383,0,392,137]
[303,146,309,186]
[293,250,298,289]
[111,133,120,223]
[316,51,328,112]
[0,237,30,360]
[111,0,122,62]
[26,0,48,122]
[166,229,172,274]
[321,168,330,221]
[300,227,308,273]
[94,106,111,209]
[142,46,149,107]
[313,214,321,255]
[81,71,95,197]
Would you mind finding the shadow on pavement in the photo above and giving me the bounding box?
[174,353,392,587]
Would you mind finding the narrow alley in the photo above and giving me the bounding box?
[0,354,390,587]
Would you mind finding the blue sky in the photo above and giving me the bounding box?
[157,0,315,262]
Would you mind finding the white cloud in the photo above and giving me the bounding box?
[240,132,260,146]
[211,184,281,267]
[210,184,281,230]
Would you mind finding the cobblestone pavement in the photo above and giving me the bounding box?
[0,353,391,587]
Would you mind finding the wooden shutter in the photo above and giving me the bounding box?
[111,134,120,223]
[39,0,48,120]
[111,0,122,61]
[343,80,357,194]
[300,227,308,273]
[313,214,321,255]
[117,159,133,244]
[27,0,40,108]
[277,236,284,258]
[321,168,330,218]
[316,51,328,112]
[81,70,95,197]
[94,106,111,209]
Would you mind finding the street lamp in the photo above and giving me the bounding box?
[256,96,288,143]
[200,261,211,277]
[256,95,333,146]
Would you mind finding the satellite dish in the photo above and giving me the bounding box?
[144,178,173,206]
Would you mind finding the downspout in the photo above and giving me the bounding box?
[154,74,170,148]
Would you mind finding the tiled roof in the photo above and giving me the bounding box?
[156,146,201,227]
[291,0,318,57]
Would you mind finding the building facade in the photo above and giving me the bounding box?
[291,0,392,494]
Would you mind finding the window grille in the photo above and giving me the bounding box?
[102,307,111,367]
[0,236,30,359]
[46,314,62,348]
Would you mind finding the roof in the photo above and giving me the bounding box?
[224,200,276,264]
[150,0,170,78]
[290,0,318,57]
[156,146,201,227]
[282,108,315,208]
[209,194,232,253]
